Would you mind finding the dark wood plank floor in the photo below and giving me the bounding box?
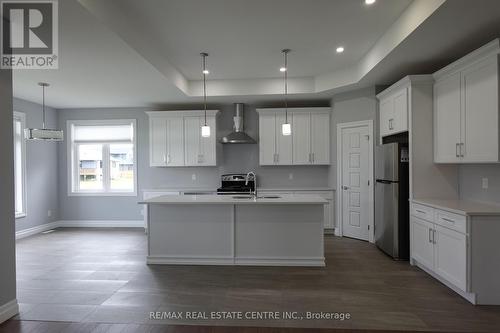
[5,228,500,332]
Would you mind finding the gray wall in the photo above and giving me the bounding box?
[328,87,378,188]
[459,165,500,205]
[0,68,17,311]
[57,103,330,221]
[13,98,60,232]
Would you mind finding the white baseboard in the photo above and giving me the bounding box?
[59,220,144,228]
[147,255,325,267]
[16,220,145,240]
[0,299,19,324]
[15,221,60,240]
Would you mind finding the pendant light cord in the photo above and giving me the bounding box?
[42,84,46,129]
[282,49,290,123]
[201,53,208,126]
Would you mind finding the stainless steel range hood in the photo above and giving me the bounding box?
[221,103,257,144]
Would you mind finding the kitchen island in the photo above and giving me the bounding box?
[140,194,327,266]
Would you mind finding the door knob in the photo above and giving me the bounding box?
[342,186,350,190]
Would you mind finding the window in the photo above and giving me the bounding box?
[13,112,27,218]
[68,119,137,196]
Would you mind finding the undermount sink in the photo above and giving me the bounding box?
[232,195,254,199]
[258,195,281,199]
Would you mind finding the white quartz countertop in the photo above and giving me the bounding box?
[140,194,328,205]
[413,198,500,215]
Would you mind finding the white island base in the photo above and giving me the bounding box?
[142,195,327,266]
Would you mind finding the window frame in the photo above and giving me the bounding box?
[13,111,27,219]
[67,119,137,197]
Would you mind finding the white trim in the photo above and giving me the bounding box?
[235,257,325,267]
[256,107,331,114]
[146,255,325,267]
[146,110,220,117]
[67,119,138,197]
[336,120,375,243]
[0,299,19,324]
[58,220,144,228]
[15,221,60,240]
[13,111,27,219]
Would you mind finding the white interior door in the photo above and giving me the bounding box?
[341,125,370,241]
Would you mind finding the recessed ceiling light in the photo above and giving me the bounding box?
[336,46,344,53]
[202,69,210,75]
[279,67,287,72]
[365,0,376,5]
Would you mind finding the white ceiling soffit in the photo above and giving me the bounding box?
[78,0,444,97]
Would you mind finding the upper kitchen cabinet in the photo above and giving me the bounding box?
[146,110,219,167]
[433,39,500,163]
[257,107,330,166]
[377,83,408,138]
[258,111,292,165]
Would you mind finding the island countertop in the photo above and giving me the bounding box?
[139,194,328,205]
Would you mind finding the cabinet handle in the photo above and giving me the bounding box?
[166,154,171,164]
[460,143,464,157]
[415,209,426,214]
[429,228,432,243]
[276,153,279,163]
[441,217,455,224]
[456,143,460,158]
[311,153,315,163]
[433,229,437,244]
[163,154,167,163]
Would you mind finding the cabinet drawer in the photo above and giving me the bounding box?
[411,203,434,222]
[434,210,467,234]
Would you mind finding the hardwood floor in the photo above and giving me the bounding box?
[5,228,500,332]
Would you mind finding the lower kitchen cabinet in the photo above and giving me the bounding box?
[410,200,500,305]
[410,216,434,270]
[433,224,467,291]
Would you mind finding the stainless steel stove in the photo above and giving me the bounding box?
[217,174,255,195]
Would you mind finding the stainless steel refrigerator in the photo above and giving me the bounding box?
[375,142,409,260]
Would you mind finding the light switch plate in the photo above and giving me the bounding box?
[482,178,489,189]
[289,173,294,180]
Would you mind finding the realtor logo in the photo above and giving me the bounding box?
[1,0,58,69]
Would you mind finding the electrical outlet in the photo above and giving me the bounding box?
[289,173,294,180]
[191,173,197,181]
[482,178,489,189]
[47,210,52,218]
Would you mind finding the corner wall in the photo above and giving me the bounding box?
[13,98,60,232]
[0,69,18,319]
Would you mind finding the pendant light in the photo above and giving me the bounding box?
[25,82,64,141]
[200,52,211,138]
[281,49,292,136]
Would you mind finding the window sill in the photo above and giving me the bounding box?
[15,213,27,219]
[68,191,137,197]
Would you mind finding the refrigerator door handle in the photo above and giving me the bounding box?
[429,228,432,243]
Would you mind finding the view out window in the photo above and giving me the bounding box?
[13,112,26,218]
[68,120,136,195]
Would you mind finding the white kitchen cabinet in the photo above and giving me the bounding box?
[258,108,330,166]
[292,113,311,164]
[311,112,330,164]
[433,224,467,291]
[258,112,292,165]
[434,72,462,163]
[184,116,216,166]
[410,216,435,271]
[433,40,500,163]
[149,116,184,167]
[378,87,408,139]
[146,111,219,167]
